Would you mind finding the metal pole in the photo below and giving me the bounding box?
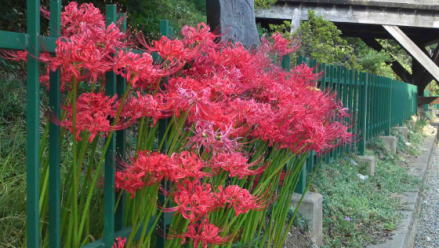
[104,5,117,247]
[48,0,61,247]
[26,0,41,247]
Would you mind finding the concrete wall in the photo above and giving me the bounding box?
[281,0,439,11]
[255,4,439,29]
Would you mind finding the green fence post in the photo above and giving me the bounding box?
[358,72,368,155]
[157,19,172,248]
[104,4,117,248]
[353,71,359,153]
[115,12,127,233]
[48,1,62,247]
[336,66,343,158]
[386,79,392,134]
[346,70,353,153]
[370,74,375,138]
[282,55,291,71]
[294,157,308,194]
[26,0,41,247]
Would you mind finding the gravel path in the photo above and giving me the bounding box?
[415,143,439,248]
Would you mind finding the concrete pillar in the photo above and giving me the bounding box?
[290,7,302,34]
[292,192,323,246]
[356,155,376,176]
[379,136,397,154]
[393,126,409,140]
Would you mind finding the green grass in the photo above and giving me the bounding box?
[0,78,26,247]
[310,123,425,248]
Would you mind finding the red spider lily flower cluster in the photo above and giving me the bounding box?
[112,237,126,248]
[5,2,352,247]
[60,92,119,142]
[180,219,229,248]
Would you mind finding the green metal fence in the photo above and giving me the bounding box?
[0,1,418,247]
[0,2,133,247]
[293,57,418,194]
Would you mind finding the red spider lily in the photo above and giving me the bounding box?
[167,152,209,182]
[181,23,217,49]
[148,36,192,63]
[180,219,229,248]
[60,92,119,142]
[116,151,208,197]
[270,33,299,56]
[43,23,123,86]
[61,2,105,37]
[169,180,222,222]
[188,121,241,154]
[113,50,161,89]
[121,92,172,124]
[219,185,261,216]
[115,151,170,197]
[210,152,265,179]
[112,237,126,248]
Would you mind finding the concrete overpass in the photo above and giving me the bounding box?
[255,0,439,102]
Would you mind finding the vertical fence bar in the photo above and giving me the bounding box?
[115,12,127,233]
[346,70,353,153]
[48,1,62,247]
[353,71,359,153]
[336,66,342,158]
[358,72,367,155]
[330,65,337,161]
[372,75,375,138]
[342,69,349,153]
[26,0,41,247]
[386,79,392,135]
[295,158,307,194]
[282,54,291,71]
[104,4,117,248]
[157,19,171,248]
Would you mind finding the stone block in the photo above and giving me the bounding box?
[206,0,260,48]
[356,155,376,176]
[379,135,397,154]
[292,192,323,246]
[394,126,409,140]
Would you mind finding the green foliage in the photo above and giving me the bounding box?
[427,81,439,95]
[0,79,26,247]
[310,123,424,247]
[255,0,277,8]
[311,156,418,247]
[265,11,397,77]
[294,11,361,70]
[348,38,395,77]
[379,39,412,75]
[0,1,205,39]
[116,0,205,39]
[0,77,24,124]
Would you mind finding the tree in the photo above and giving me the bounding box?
[255,0,277,8]
[0,0,205,39]
[265,11,396,77]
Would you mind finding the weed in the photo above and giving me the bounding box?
[0,79,26,247]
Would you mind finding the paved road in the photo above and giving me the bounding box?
[414,143,439,248]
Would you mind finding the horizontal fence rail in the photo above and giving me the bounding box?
[292,57,418,194]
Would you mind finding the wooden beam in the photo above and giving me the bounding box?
[383,25,439,84]
[419,42,439,85]
[361,37,412,82]
[418,96,439,105]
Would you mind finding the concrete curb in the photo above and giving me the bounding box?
[368,131,438,248]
